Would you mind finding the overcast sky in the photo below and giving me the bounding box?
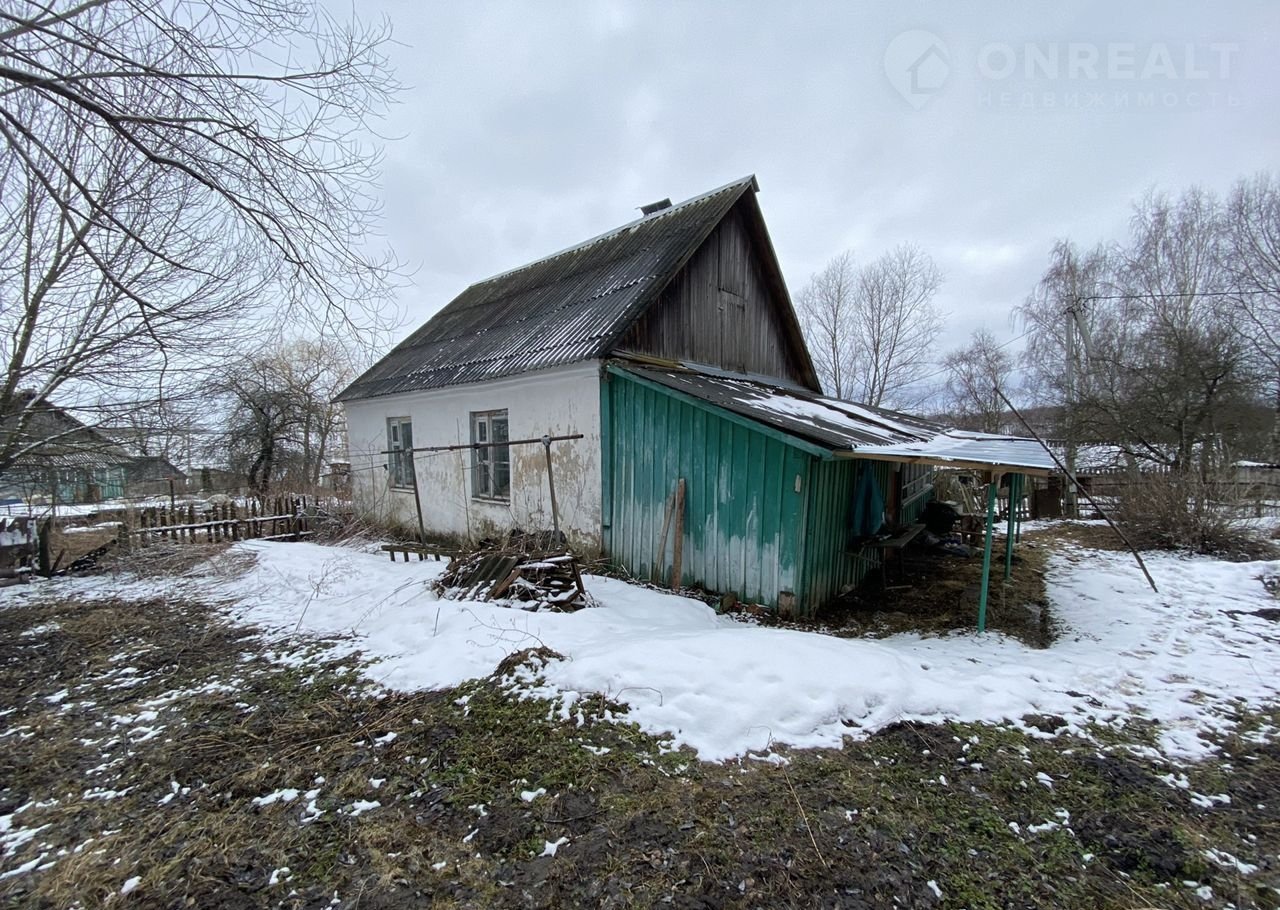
[362,1,1279,360]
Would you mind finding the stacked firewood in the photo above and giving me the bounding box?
[433,531,590,612]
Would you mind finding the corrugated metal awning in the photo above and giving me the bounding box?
[616,362,1055,475]
[844,431,1057,475]
[617,363,941,449]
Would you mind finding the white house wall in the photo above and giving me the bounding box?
[344,361,603,552]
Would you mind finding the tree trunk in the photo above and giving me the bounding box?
[1272,377,1280,465]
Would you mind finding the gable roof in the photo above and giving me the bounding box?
[1,394,135,472]
[338,176,816,401]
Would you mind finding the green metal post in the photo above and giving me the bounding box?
[1004,473,1017,580]
[1013,473,1023,543]
[977,476,999,633]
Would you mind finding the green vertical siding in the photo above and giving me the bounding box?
[798,459,891,609]
[603,370,809,606]
[601,369,935,617]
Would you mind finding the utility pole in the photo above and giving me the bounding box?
[1063,301,1079,518]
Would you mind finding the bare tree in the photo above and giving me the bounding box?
[1222,172,1280,460]
[794,244,943,406]
[0,0,399,480]
[940,329,1014,433]
[1016,187,1263,475]
[794,251,857,398]
[1015,239,1111,417]
[1108,187,1249,474]
[223,339,354,493]
[224,357,296,497]
[276,339,355,486]
[0,105,266,476]
[850,243,944,408]
[0,0,398,318]
[106,392,221,470]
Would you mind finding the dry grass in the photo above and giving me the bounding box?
[2,550,1279,908]
[1024,520,1132,552]
[1111,474,1276,558]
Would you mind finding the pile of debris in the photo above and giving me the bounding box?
[432,531,592,612]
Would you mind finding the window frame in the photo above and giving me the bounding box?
[386,416,415,491]
[470,409,510,501]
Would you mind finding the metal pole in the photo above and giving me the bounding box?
[1014,473,1023,543]
[380,432,584,456]
[1004,473,1017,580]
[1064,303,1079,519]
[995,384,1159,594]
[977,474,999,633]
[541,435,561,542]
[407,449,428,545]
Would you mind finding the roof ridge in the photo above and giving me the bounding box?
[472,175,758,288]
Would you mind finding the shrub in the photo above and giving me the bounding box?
[1112,471,1270,557]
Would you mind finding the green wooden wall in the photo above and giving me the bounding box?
[601,369,934,617]
[602,369,811,605]
[799,458,887,609]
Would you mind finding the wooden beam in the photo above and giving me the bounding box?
[994,385,1158,593]
[652,486,675,584]
[671,478,685,590]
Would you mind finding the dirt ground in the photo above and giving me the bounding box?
[802,518,1256,647]
[813,537,1055,648]
[2,549,1279,908]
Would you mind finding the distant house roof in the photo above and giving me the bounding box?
[125,456,188,484]
[338,176,814,401]
[1,395,134,472]
[616,362,1056,474]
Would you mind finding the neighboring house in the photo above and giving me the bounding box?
[0,395,195,504]
[339,176,1051,616]
[0,395,133,504]
[122,456,189,498]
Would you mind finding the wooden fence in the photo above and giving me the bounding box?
[1022,470,1280,520]
[124,496,319,548]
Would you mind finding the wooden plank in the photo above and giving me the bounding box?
[487,564,524,600]
[651,485,675,584]
[671,478,685,589]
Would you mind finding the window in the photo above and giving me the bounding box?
[386,417,414,489]
[471,409,510,500]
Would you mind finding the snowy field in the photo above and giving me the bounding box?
[11,536,1275,765]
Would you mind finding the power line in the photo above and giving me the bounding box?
[910,328,1035,388]
[1077,289,1275,304]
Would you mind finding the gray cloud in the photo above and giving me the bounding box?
[361,1,1280,364]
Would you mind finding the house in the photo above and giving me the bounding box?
[0,394,134,504]
[0,394,196,505]
[122,456,188,498]
[339,176,1052,616]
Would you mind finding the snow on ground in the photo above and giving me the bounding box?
[8,538,1280,763]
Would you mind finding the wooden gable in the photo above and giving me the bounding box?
[616,195,819,391]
